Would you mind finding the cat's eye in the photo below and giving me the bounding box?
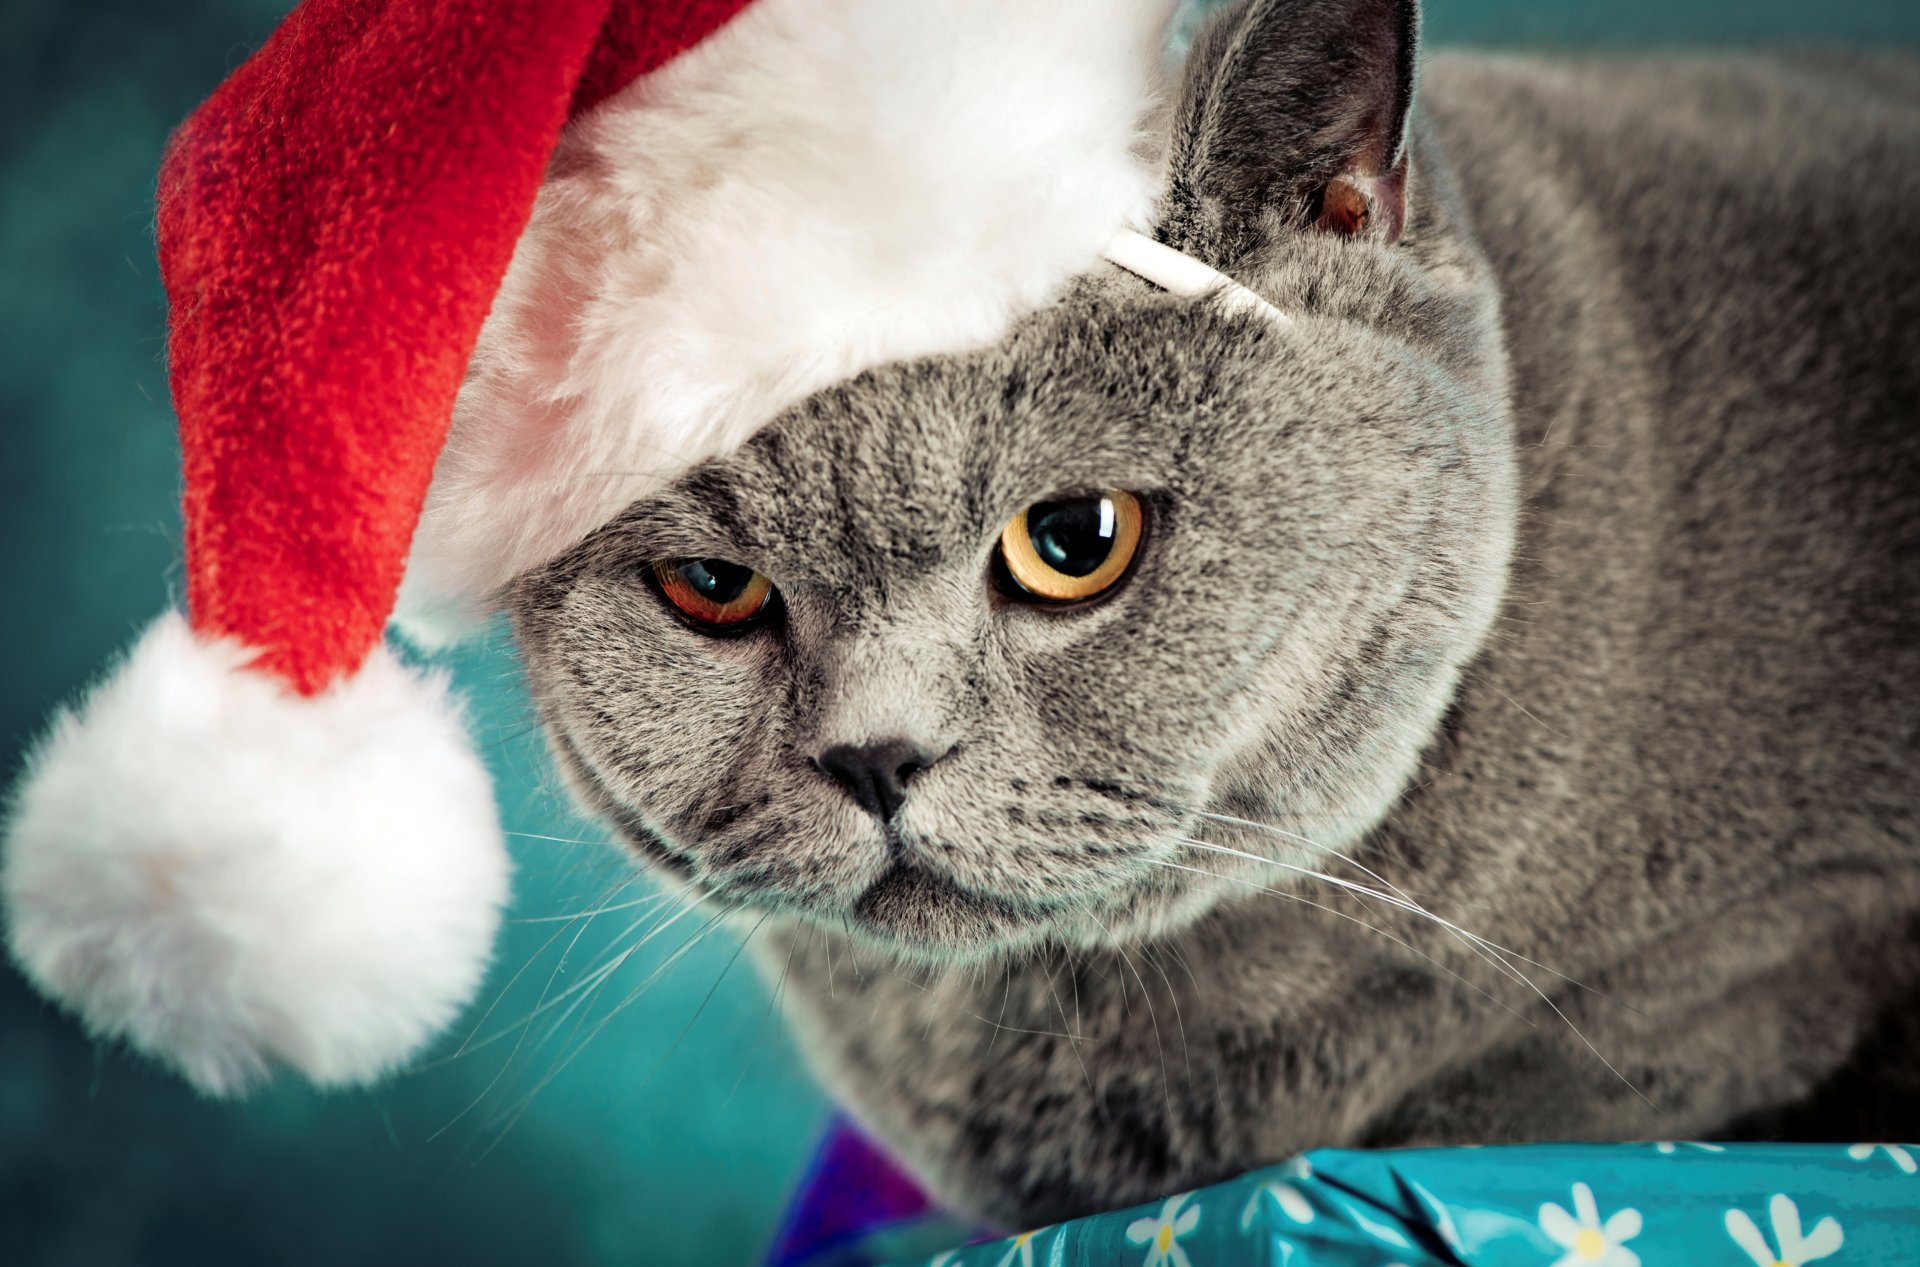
[650,558,776,628]
[994,490,1145,604]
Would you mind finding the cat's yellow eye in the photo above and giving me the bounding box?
[995,490,1145,604]
[651,558,776,628]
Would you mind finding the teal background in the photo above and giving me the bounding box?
[3,3,1917,1265]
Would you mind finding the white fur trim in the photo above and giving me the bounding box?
[2,613,509,1095]
[398,0,1174,638]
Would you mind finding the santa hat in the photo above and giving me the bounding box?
[2,0,1193,1096]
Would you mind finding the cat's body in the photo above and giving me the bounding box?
[510,5,1920,1230]
[748,50,1920,1224]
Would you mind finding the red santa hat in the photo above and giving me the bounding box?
[2,0,1178,1094]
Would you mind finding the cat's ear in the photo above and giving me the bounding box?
[1164,0,1419,260]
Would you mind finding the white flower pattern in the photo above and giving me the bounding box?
[1847,1142,1918,1174]
[895,1143,1911,1266]
[1725,1194,1844,1267]
[1125,1192,1202,1267]
[1538,1182,1643,1267]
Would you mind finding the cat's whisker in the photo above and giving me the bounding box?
[1309,839,1634,1012]
[887,960,1061,1041]
[516,896,711,1049]
[436,872,644,1065]
[1141,857,1532,1026]
[967,1021,1090,1036]
[1193,809,1621,1004]
[1176,834,1556,1015]
[508,889,670,924]
[1072,897,1175,1115]
[725,912,796,1107]
[605,908,777,1124]
[1157,936,1204,993]
[1169,841,1653,1107]
[507,857,635,883]
[433,922,645,1153]
[919,968,946,1042]
[822,917,838,999]
[1178,836,1498,943]
[460,891,705,1061]
[1493,687,1566,739]
[482,722,545,753]
[505,828,621,848]
[474,903,741,1161]
[982,958,1016,1059]
[426,892,705,1143]
[1142,941,1196,1092]
[1044,925,1090,1044]
[1033,951,1103,1095]
[838,915,867,984]
[1198,810,1530,940]
[1114,936,1174,1118]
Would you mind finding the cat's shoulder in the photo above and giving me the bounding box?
[1419,48,1920,245]
[1421,48,1920,156]
[1419,47,1919,414]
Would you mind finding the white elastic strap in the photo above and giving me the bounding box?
[1101,228,1290,325]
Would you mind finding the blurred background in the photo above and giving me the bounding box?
[4,1,1918,1264]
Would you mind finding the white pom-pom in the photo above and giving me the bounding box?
[2,612,510,1096]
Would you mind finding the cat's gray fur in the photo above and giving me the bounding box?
[509,0,1920,1227]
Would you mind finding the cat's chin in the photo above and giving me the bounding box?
[836,858,1041,961]
[707,856,1075,964]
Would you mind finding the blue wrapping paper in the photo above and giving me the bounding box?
[877,1141,1920,1266]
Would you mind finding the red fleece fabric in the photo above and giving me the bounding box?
[158,0,753,694]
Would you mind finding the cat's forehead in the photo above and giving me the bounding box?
[622,291,1301,572]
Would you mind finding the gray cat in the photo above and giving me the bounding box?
[508,0,1920,1228]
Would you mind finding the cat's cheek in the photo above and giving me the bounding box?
[540,613,786,823]
[696,802,891,906]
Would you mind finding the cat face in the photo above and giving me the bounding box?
[509,0,1515,961]
[512,257,1512,961]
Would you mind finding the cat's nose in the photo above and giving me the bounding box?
[814,738,945,822]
